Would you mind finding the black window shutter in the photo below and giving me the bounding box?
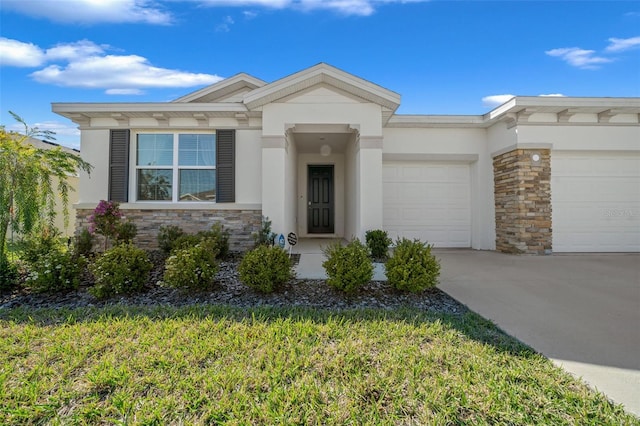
[108,129,130,202]
[216,129,235,203]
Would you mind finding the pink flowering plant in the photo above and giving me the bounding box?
[88,200,123,250]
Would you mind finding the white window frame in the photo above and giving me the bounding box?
[132,131,217,203]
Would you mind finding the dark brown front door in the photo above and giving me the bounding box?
[308,165,334,234]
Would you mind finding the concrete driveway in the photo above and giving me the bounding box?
[436,250,640,416]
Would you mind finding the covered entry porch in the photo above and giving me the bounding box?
[261,123,384,243]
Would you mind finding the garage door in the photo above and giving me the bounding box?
[383,162,471,247]
[552,152,640,252]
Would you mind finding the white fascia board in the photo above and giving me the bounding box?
[52,102,248,114]
[387,114,485,128]
[484,96,640,122]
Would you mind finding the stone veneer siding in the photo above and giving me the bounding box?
[76,208,262,252]
[493,149,552,255]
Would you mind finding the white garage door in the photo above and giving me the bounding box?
[383,162,471,247]
[552,152,640,252]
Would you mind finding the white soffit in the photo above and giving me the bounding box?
[243,63,401,112]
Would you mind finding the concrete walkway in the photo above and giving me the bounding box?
[292,241,640,416]
[292,239,387,281]
[436,250,640,416]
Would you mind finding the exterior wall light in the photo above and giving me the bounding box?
[531,152,542,165]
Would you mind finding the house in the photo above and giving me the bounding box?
[52,63,640,254]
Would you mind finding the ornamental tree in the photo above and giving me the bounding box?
[0,112,92,261]
[87,200,125,250]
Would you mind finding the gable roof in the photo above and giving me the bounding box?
[173,73,267,103]
[243,63,401,113]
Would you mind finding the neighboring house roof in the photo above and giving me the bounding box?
[52,63,640,128]
[24,136,80,154]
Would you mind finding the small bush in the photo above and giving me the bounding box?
[169,223,229,259]
[365,229,392,260]
[239,245,293,293]
[89,243,152,299]
[115,220,137,244]
[199,223,230,259]
[253,216,275,247]
[21,229,64,264]
[322,239,373,293]
[385,238,441,292]
[172,234,203,251]
[75,227,94,256]
[25,248,85,293]
[0,257,18,291]
[158,225,185,254]
[161,239,219,290]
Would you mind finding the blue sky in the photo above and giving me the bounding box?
[1,0,639,149]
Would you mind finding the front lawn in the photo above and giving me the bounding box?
[1,306,635,425]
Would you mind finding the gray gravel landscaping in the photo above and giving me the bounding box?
[0,252,466,314]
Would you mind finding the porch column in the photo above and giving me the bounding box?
[261,136,287,236]
[357,136,384,239]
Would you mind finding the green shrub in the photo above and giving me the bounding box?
[0,257,18,291]
[385,238,441,292]
[25,248,85,293]
[161,239,219,290]
[198,223,230,259]
[21,230,64,264]
[253,216,275,247]
[238,245,293,293]
[89,243,152,299]
[172,234,203,251]
[169,223,229,259]
[158,225,185,254]
[115,220,137,244]
[75,227,94,257]
[365,229,392,260]
[322,239,373,293]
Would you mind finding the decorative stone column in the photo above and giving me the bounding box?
[493,149,552,255]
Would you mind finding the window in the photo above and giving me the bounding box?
[136,133,216,202]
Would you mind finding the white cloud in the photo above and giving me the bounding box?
[198,0,427,16]
[482,94,514,108]
[46,40,108,61]
[2,0,427,24]
[605,36,640,52]
[1,37,223,93]
[0,38,46,67]
[31,53,222,93]
[539,93,565,97]
[106,88,145,95]
[545,47,612,69]
[243,10,259,19]
[1,0,172,25]
[216,15,235,32]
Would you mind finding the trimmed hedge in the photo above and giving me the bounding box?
[385,238,440,292]
[322,239,373,293]
[238,245,293,293]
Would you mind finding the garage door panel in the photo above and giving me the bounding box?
[383,162,471,248]
[552,152,640,252]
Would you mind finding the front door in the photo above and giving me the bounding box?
[308,165,334,234]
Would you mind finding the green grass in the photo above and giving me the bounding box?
[0,306,636,425]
